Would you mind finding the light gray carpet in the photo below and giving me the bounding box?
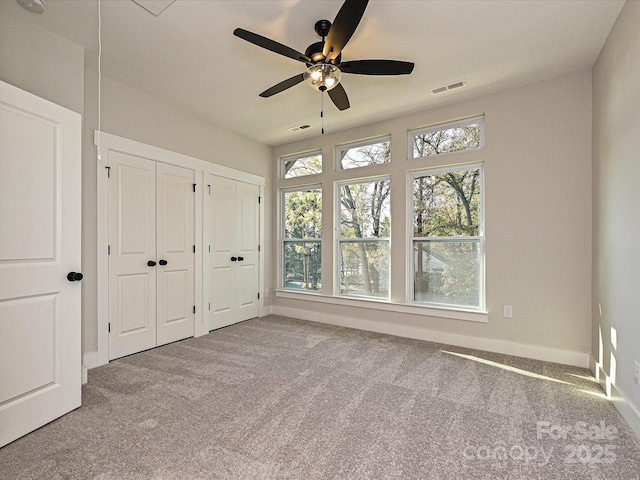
[1,315,639,479]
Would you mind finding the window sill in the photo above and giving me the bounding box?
[274,290,488,323]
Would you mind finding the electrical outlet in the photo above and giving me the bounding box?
[634,361,640,387]
[503,305,513,318]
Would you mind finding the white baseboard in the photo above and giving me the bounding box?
[590,355,640,440]
[272,305,590,368]
[82,351,99,385]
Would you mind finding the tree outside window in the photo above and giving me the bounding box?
[282,187,322,291]
[338,178,390,298]
[411,164,484,308]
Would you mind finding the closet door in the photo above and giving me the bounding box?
[207,176,260,330]
[209,176,237,329]
[156,163,195,346]
[235,181,260,321]
[108,157,195,359]
[108,153,157,360]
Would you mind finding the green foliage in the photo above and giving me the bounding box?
[284,189,322,239]
[413,169,480,238]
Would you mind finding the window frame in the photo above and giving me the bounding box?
[280,149,322,179]
[335,135,391,171]
[280,184,323,293]
[408,115,485,160]
[408,162,485,311]
[335,175,391,300]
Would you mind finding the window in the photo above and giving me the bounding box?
[282,187,322,291]
[281,150,322,179]
[410,116,483,159]
[410,164,484,309]
[337,136,390,170]
[337,178,390,298]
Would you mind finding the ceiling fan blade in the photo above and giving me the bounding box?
[259,73,305,98]
[234,28,311,64]
[340,60,415,75]
[323,0,369,62]
[328,83,350,111]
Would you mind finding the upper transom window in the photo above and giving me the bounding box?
[281,150,322,179]
[410,116,484,159]
[337,136,391,170]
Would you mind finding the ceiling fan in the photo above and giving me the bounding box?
[233,0,414,111]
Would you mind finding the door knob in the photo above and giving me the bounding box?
[159,259,168,265]
[67,272,83,282]
[147,260,157,267]
[231,257,238,262]
[238,256,244,261]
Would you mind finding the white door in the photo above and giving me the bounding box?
[0,80,81,447]
[108,152,157,360]
[108,155,194,359]
[207,176,259,330]
[235,181,260,321]
[156,162,195,346]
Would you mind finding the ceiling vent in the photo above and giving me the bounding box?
[131,0,175,16]
[288,124,312,132]
[431,80,467,95]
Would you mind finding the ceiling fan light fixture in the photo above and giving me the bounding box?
[304,64,342,92]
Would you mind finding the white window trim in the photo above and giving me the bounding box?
[408,115,485,160]
[275,289,488,323]
[280,149,322,179]
[336,134,391,171]
[407,162,485,311]
[335,176,391,299]
[280,184,323,292]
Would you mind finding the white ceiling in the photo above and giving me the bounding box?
[1,0,624,146]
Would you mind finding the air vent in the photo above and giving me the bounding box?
[431,80,467,95]
[288,124,311,132]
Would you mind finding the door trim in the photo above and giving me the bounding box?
[95,131,265,367]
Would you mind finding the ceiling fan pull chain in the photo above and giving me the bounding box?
[321,91,325,135]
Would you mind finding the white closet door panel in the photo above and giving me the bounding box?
[208,176,237,329]
[0,80,81,448]
[108,152,156,360]
[156,163,194,345]
[236,182,260,321]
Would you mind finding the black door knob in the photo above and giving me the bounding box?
[67,272,83,282]
[231,257,237,262]
[159,259,168,265]
[147,261,156,267]
[238,256,244,261]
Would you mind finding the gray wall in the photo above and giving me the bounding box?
[273,70,593,361]
[592,0,640,430]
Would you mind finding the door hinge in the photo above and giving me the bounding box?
[105,166,111,177]
[193,183,196,193]
[207,184,211,195]
[258,292,260,300]
[193,306,196,314]
[208,302,211,310]
[108,323,111,333]
[258,196,261,204]
[108,245,111,255]
[193,245,196,253]
[258,245,261,252]
[208,245,211,253]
